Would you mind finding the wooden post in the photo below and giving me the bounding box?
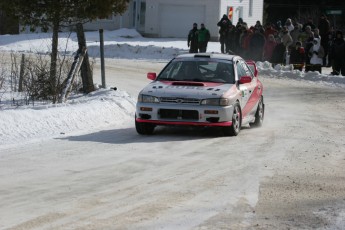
[76,23,94,93]
[18,53,25,92]
[99,29,106,88]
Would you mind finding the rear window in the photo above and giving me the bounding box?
[157,59,235,83]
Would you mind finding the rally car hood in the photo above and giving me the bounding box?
[139,81,234,99]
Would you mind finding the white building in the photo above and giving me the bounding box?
[84,0,264,40]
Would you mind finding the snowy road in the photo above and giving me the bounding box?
[1,59,345,229]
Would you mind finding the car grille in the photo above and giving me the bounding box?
[159,109,199,120]
[160,97,200,105]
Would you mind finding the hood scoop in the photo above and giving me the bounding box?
[171,81,205,86]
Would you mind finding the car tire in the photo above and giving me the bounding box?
[135,119,155,135]
[223,102,241,136]
[251,96,264,127]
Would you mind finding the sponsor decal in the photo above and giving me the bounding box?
[228,7,233,20]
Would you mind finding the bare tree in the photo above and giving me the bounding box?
[0,0,129,102]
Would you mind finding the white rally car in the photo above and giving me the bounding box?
[135,53,264,136]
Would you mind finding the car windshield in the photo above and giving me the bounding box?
[157,58,235,83]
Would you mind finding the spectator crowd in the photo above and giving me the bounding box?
[188,14,345,76]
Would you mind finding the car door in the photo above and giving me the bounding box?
[236,60,256,117]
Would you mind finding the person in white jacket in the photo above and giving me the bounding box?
[285,18,294,32]
[308,37,325,73]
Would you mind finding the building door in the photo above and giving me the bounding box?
[133,0,146,32]
[138,1,146,32]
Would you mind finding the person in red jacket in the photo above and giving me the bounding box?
[263,34,277,62]
[264,22,278,39]
[289,41,305,71]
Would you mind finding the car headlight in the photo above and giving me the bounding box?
[138,94,160,103]
[200,98,230,106]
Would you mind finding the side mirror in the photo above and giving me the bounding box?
[147,72,157,80]
[239,76,252,84]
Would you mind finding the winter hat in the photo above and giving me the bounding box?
[285,18,292,25]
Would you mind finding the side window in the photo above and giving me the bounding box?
[159,61,182,79]
[236,61,247,78]
[238,60,254,78]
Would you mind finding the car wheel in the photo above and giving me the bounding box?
[135,119,155,135]
[223,103,241,136]
[251,96,264,127]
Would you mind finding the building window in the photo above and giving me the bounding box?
[249,0,253,17]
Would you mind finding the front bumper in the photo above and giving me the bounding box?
[136,103,234,127]
[136,118,232,127]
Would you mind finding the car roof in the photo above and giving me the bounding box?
[174,53,240,61]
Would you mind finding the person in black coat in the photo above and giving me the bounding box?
[270,38,286,66]
[249,28,266,61]
[329,30,345,75]
[318,14,331,66]
[188,23,199,53]
[289,41,305,71]
[217,14,232,53]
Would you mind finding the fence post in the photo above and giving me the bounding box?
[18,53,25,92]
